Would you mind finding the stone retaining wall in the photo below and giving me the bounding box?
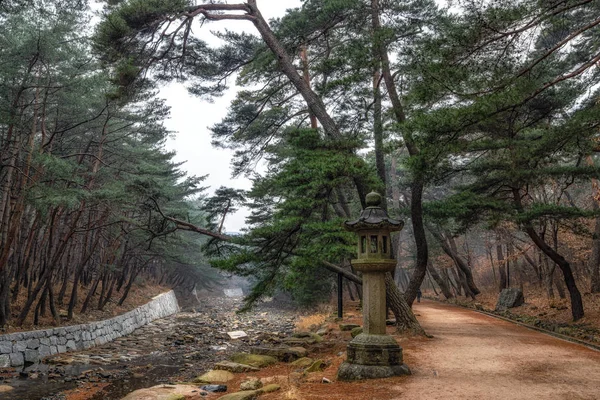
[0,290,179,367]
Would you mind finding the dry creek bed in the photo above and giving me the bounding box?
[0,295,298,400]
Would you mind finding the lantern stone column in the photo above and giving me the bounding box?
[337,192,411,381]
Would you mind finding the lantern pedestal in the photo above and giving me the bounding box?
[337,260,410,381]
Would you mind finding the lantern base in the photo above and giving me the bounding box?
[337,333,411,381]
[337,362,411,381]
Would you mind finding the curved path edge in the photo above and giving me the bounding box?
[426,297,600,352]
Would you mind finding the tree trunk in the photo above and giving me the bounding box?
[404,179,429,305]
[80,273,100,314]
[589,208,600,292]
[543,255,555,299]
[384,273,425,335]
[429,227,480,296]
[512,188,584,320]
[449,267,464,297]
[486,242,498,287]
[48,281,60,324]
[371,0,428,305]
[553,268,567,300]
[497,243,508,291]
[427,270,439,296]
[427,263,453,299]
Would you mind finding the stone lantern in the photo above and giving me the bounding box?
[337,191,411,380]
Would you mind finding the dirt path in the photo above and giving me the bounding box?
[397,300,600,400]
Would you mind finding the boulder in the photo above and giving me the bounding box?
[200,385,227,393]
[250,346,307,362]
[214,361,259,373]
[316,328,329,336]
[304,359,325,373]
[351,327,363,338]
[290,332,323,343]
[230,353,277,368]
[240,378,262,391]
[291,357,314,368]
[495,288,525,311]
[282,337,317,345]
[194,370,235,383]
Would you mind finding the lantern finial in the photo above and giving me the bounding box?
[365,191,382,207]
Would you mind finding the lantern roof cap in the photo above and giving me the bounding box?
[345,191,404,232]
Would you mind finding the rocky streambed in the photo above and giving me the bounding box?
[0,295,298,400]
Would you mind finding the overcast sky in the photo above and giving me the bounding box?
[161,0,302,233]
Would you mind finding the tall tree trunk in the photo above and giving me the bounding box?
[553,268,567,300]
[427,263,453,299]
[589,203,600,292]
[371,0,428,305]
[80,273,100,314]
[449,267,463,296]
[586,155,600,292]
[300,43,318,130]
[118,267,139,306]
[543,255,555,299]
[372,67,387,209]
[384,273,424,335]
[429,227,480,295]
[446,233,480,295]
[512,188,584,320]
[497,242,508,291]
[486,242,498,286]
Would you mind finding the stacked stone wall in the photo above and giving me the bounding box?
[0,290,179,367]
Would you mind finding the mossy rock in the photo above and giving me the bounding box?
[240,378,262,391]
[304,359,325,373]
[285,333,323,345]
[339,323,360,331]
[216,390,259,400]
[351,326,363,338]
[309,333,323,343]
[194,370,235,383]
[291,357,314,368]
[250,346,307,362]
[214,361,259,373]
[258,384,281,394]
[231,353,277,368]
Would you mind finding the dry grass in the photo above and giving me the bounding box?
[282,386,303,400]
[295,313,329,332]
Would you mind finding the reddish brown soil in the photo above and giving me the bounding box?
[189,300,600,400]
[4,284,170,333]
[423,285,600,346]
